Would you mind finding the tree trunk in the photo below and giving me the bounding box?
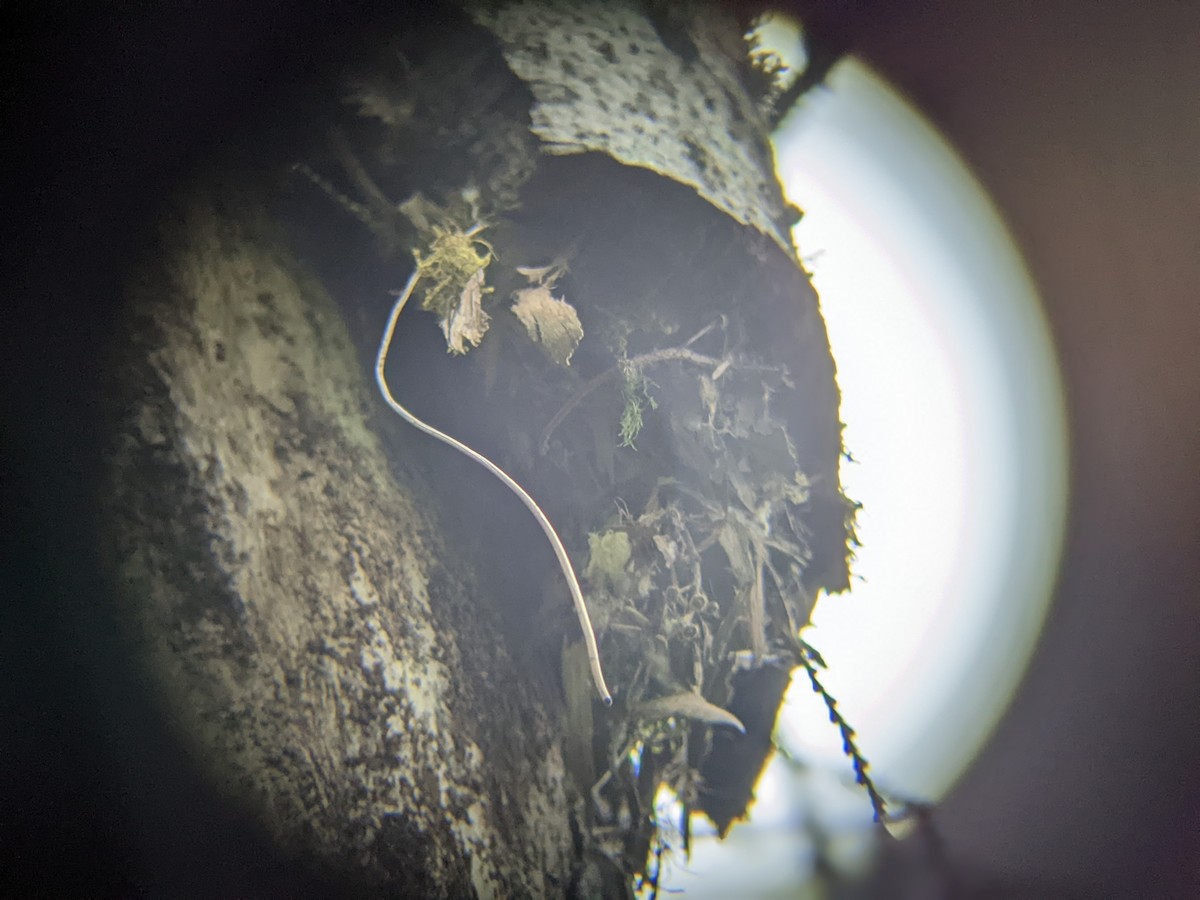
[100,2,850,896]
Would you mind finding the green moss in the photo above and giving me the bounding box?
[584,529,632,591]
[617,362,657,449]
[413,226,494,320]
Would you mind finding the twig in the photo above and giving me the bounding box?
[328,127,395,219]
[293,162,377,229]
[797,644,887,822]
[749,546,768,662]
[376,265,613,706]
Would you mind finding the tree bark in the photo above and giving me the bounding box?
[100,2,850,896]
[106,185,583,896]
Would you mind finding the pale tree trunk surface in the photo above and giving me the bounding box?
[101,2,849,896]
[108,193,575,896]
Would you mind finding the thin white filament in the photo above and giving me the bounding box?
[375,267,614,706]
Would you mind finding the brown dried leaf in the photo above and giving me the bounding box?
[638,691,746,733]
[441,268,491,354]
[511,286,584,366]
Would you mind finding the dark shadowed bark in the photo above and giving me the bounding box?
[99,2,850,895]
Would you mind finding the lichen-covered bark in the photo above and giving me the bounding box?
[105,188,574,897]
[471,0,799,250]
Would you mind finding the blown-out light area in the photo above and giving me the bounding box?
[665,29,1068,898]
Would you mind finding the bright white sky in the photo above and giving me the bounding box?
[773,54,1067,805]
[667,21,1068,897]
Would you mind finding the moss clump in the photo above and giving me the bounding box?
[412,226,497,354]
[413,226,494,320]
[584,529,632,592]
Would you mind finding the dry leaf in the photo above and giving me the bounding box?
[638,691,746,733]
[441,268,491,354]
[653,534,678,567]
[512,286,584,366]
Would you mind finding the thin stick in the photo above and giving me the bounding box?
[376,268,613,706]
